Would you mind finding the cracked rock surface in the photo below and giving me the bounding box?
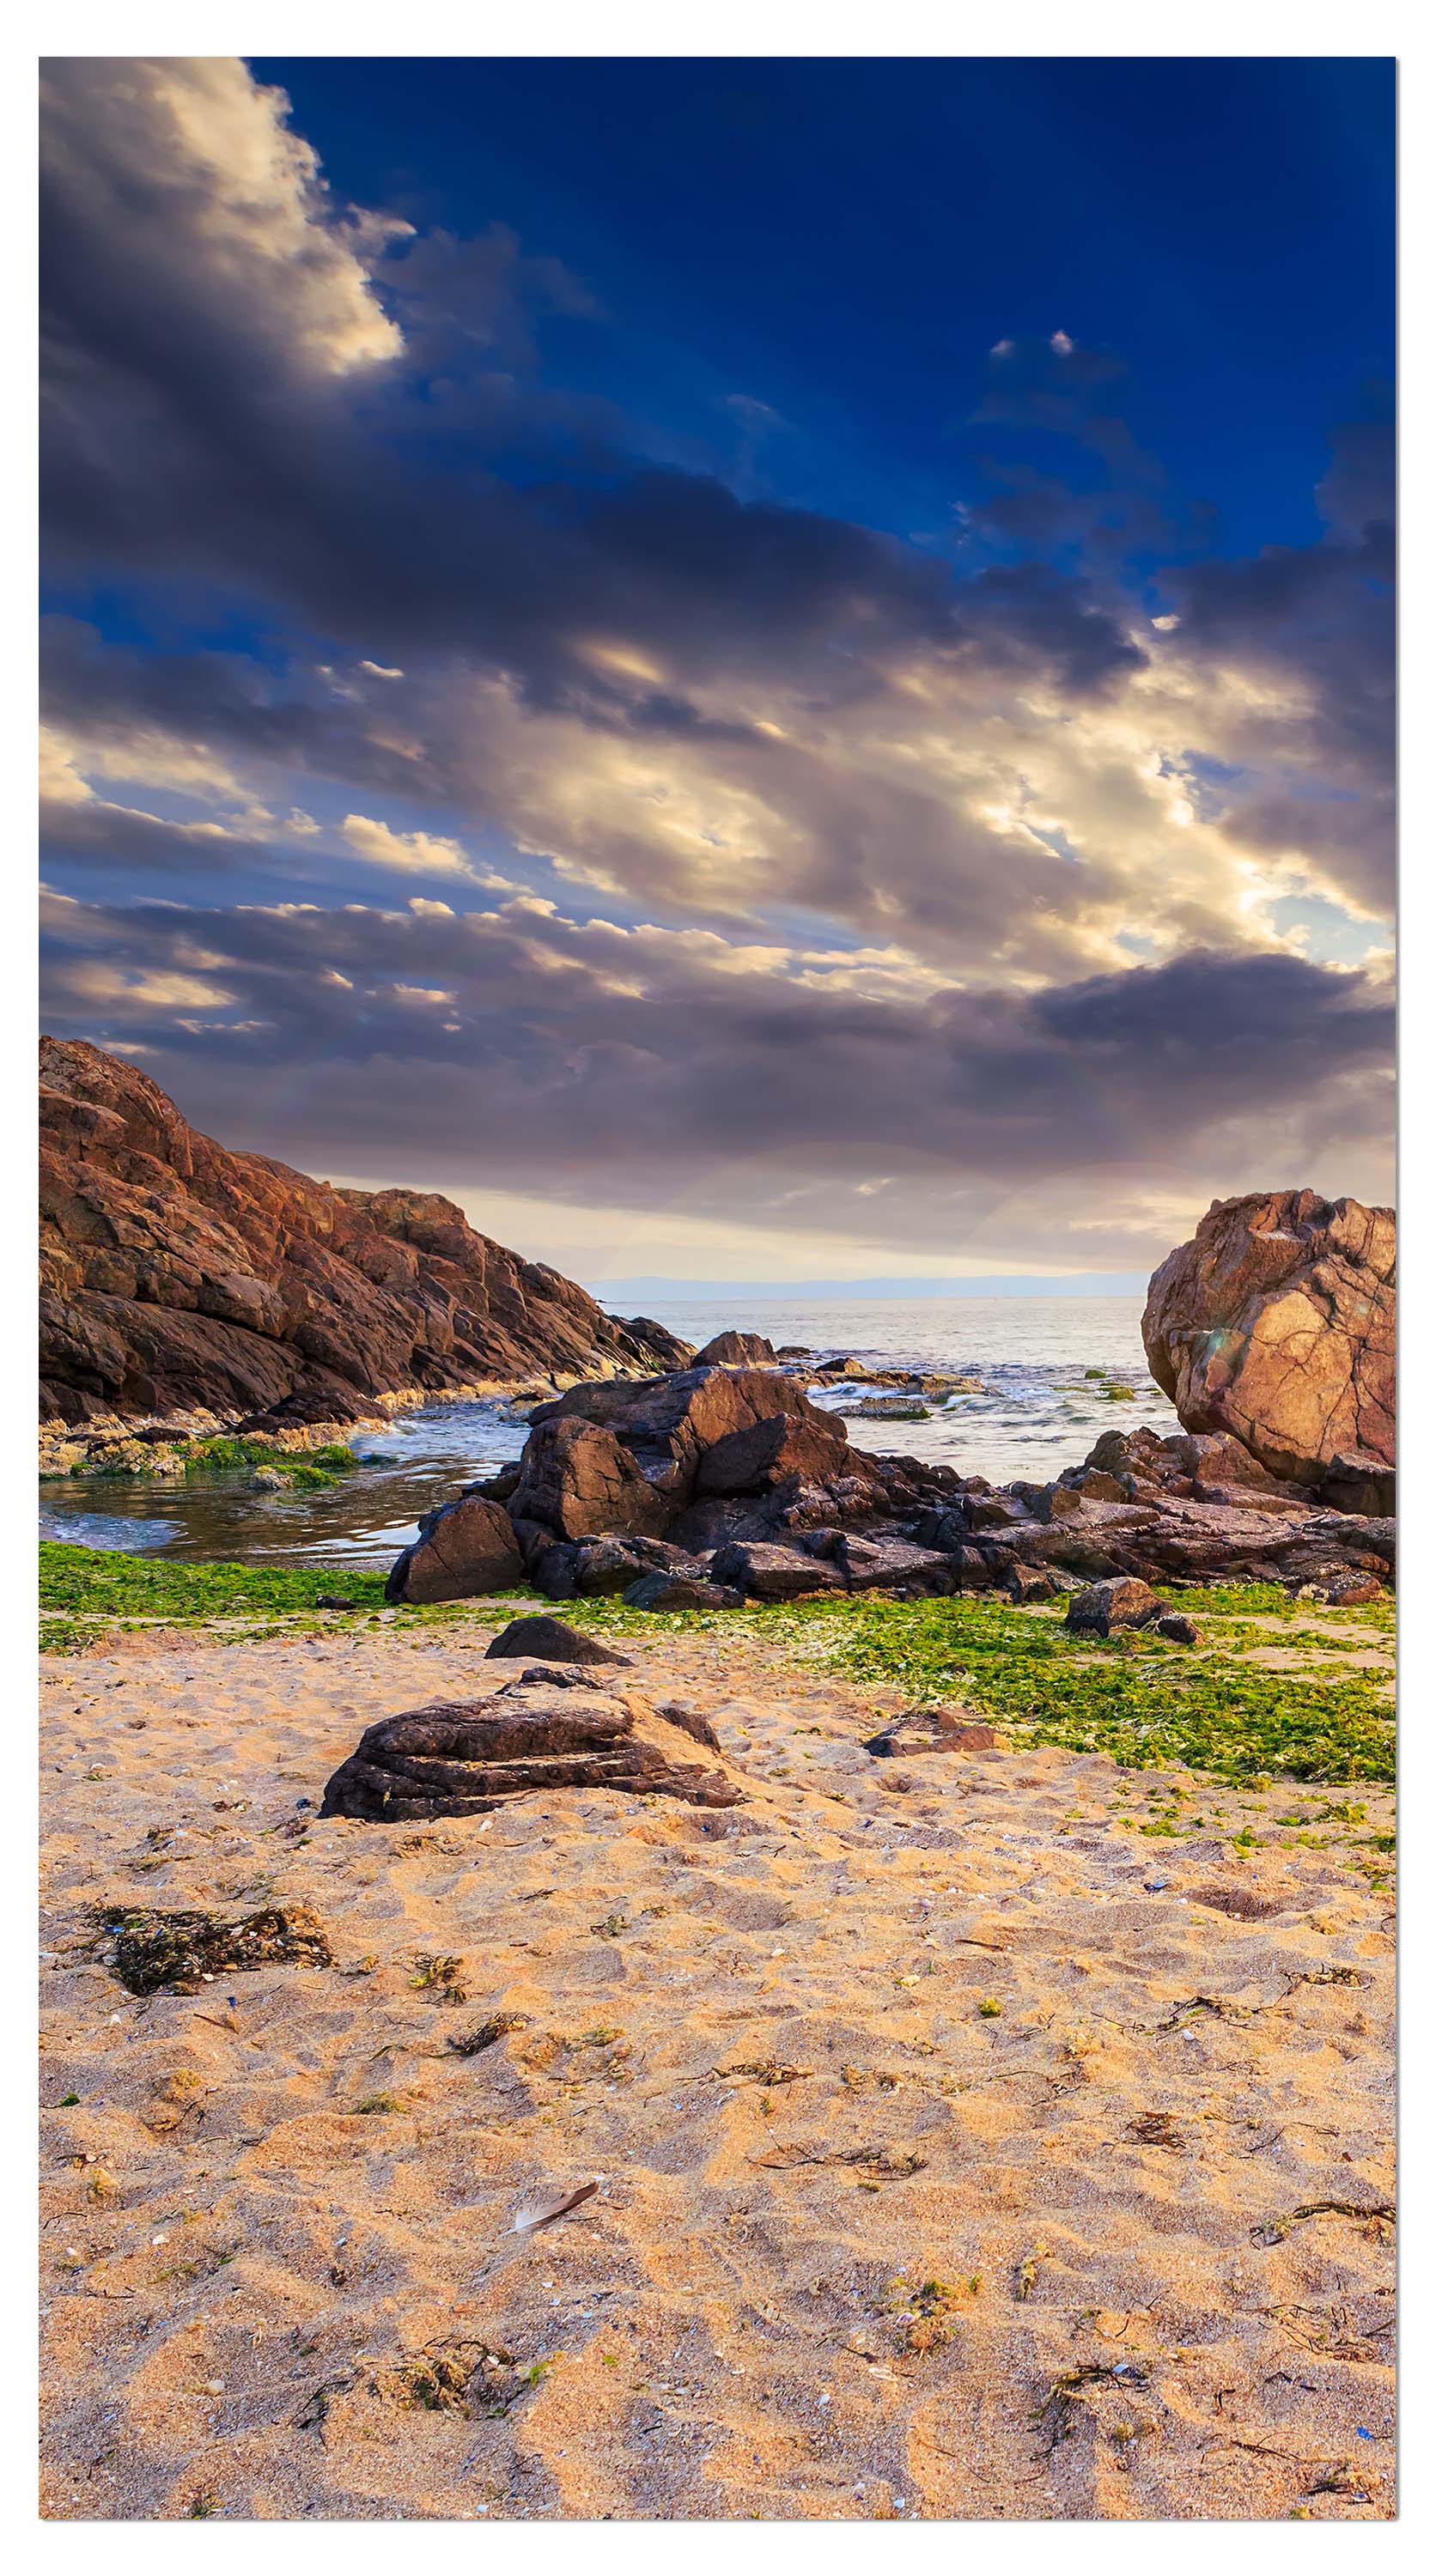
[1142,1190,1394,1486]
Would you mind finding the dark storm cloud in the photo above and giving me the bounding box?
[40,61,1149,726]
[40,887,1392,1245]
[39,794,281,877]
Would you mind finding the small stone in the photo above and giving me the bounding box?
[484,1615,630,1666]
[1063,1576,1165,1636]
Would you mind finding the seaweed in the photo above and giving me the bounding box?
[95,1901,332,1994]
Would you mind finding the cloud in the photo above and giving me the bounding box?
[39,885,1393,1267]
[40,56,406,386]
[341,813,483,880]
[36,61,1394,1271]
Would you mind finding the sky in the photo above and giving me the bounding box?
[38,55,1396,1291]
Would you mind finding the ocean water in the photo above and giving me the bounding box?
[39,1295,1175,1568]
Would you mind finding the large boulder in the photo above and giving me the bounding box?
[385,1495,525,1605]
[319,1675,741,1819]
[1142,1191,1395,1487]
[693,1330,777,1366]
[507,1415,674,1541]
[1064,1576,1165,1635]
[507,1364,857,1546]
[709,1539,844,1600]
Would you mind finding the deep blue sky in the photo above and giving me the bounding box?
[256,54,1395,558]
[40,57,1396,1282]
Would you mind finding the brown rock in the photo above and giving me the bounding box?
[484,1615,629,1666]
[1153,1611,1202,1645]
[694,1406,849,1496]
[623,1572,745,1611]
[709,1539,844,1600]
[1142,1189,1395,1485]
[508,1416,672,1541]
[509,1364,856,1541]
[319,1681,742,1819]
[1005,1564,1060,1604]
[693,1330,778,1365]
[386,1496,525,1605]
[39,1036,681,1428]
[1064,1576,1165,1634]
[1317,1451,1396,1517]
[829,1533,957,1594]
[865,1708,998,1758]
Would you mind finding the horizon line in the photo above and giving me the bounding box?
[590,1273,1148,1303]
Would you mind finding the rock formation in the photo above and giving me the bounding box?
[39,1036,694,1429]
[385,1496,526,1606]
[1142,1190,1394,1492]
[319,1672,742,1820]
[386,1354,1394,1610]
[693,1330,777,1366]
[484,1615,630,1665]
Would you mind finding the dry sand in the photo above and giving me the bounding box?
[40,1613,1394,2522]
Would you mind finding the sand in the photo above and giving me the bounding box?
[40,1612,1395,2522]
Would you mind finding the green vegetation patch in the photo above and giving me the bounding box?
[39,1546,1393,1788]
[40,1541,391,1621]
[562,1587,1394,1787]
[67,1436,361,1487]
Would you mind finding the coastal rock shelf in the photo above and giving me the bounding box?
[385,1358,1394,1608]
[39,1037,693,1432]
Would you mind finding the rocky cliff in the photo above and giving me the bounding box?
[39,1037,692,1430]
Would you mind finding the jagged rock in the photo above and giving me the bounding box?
[695,1406,849,1496]
[319,1680,741,1819]
[484,1615,629,1666]
[566,1534,678,1597]
[507,1415,674,1542]
[385,1496,525,1605]
[1317,1451,1396,1517]
[1005,1564,1060,1604]
[1153,1612,1201,1645]
[967,1492,1035,1529]
[864,1707,998,1758]
[622,1571,745,1611]
[1142,1189,1395,1485]
[709,1540,844,1600]
[1309,1576,1386,1607]
[693,1330,777,1366]
[828,1533,956,1594]
[617,1316,697,1370]
[39,1036,685,1428]
[506,1364,866,1552]
[1064,1576,1165,1635]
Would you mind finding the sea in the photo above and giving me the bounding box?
[39,1294,1176,1569]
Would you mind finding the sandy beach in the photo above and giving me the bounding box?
[40,1607,1394,2522]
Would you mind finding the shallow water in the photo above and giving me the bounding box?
[39,1294,1176,1568]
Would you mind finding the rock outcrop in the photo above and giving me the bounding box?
[319,1674,742,1819]
[387,1351,1394,1611]
[39,1037,694,1429]
[1142,1190,1394,1488]
[694,1330,777,1366]
[385,1496,526,1606]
